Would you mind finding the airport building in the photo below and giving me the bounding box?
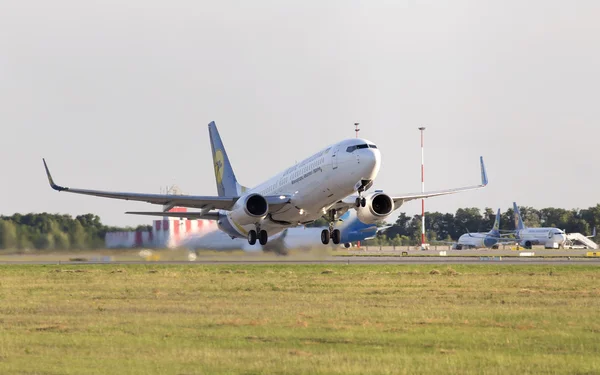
[105,207,217,249]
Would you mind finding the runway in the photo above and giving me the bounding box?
[2,256,600,266]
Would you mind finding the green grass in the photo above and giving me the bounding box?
[1,264,599,374]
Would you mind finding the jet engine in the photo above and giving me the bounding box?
[229,193,268,225]
[356,192,394,224]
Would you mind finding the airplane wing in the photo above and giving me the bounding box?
[390,156,488,207]
[43,159,291,212]
[329,156,487,213]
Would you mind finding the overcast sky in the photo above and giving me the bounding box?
[1,0,599,226]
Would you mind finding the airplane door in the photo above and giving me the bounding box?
[332,147,339,170]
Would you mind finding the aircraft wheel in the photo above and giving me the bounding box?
[259,230,268,245]
[344,243,351,249]
[248,230,257,245]
[321,229,330,245]
[525,241,532,249]
[331,229,341,245]
[355,197,361,207]
[360,197,367,207]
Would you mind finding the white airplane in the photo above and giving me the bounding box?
[512,202,568,249]
[454,209,516,249]
[43,121,488,247]
[181,210,390,255]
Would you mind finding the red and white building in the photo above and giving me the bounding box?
[105,207,218,249]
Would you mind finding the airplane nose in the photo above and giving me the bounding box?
[358,148,381,180]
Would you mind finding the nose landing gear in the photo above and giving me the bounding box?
[354,180,372,208]
[355,197,366,208]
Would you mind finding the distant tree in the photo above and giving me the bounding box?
[35,233,55,250]
[53,231,71,250]
[0,220,18,249]
[500,208,515,231]
[481,208,495,230]
[70,221,87,249]
[519,206,541,228]
[391,234,403,248]
[454,208,482,233]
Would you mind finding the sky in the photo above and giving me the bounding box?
[1,0,599,227]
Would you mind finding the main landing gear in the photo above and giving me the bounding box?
[321,209,342,245]
[248,227,268,246]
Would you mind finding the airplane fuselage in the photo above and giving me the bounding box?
[457,232,505,249]
[515,228,567,248]
[217,138,381,239]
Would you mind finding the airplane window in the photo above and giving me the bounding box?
[347,144,369,152]
[369,144,378,149]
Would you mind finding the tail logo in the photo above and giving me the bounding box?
[214,149,225,185]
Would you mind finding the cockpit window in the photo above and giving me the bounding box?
[369,144,377,149]
[346,144,370,152]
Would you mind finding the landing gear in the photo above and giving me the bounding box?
[331,229,341,245]
[248,228,268,245]
[321,229,330,245]
[259,230,268,246]
[355,197,367,208]
[248,230,257,245]
[321,218,342,245]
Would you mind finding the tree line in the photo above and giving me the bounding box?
[0,213,151,250]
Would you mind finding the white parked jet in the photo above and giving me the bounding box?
[454,209,516,249]
[512,202,567,249]
[43,121,488,247]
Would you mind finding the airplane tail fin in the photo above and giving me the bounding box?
[208,121,248,197]
[491,208,501,234]
[513,202,526,230]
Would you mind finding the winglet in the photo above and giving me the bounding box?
[42,159,67,191]
[480,156,488,186]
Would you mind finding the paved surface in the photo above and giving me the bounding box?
[1,256,599,266]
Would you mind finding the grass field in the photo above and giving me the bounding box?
[1,264,599,374]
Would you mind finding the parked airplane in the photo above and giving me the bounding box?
[181,210,390,254]
[43,121,487,248]
[513,202,567,249]
[454,209,516,249]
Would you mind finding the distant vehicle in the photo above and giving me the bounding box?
[512,202,567,249]
[454,209,516,250]
[181,210,390,255]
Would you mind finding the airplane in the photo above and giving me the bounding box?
[512,202,568,249]
[43,121,488,248]
[453,209,516,250]
[180,210,390,255]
